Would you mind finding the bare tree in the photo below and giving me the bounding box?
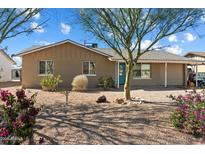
[77,8,204,100]
[0,8,45,44]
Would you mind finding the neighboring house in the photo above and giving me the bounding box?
[185,52,205,77]
[16,39,202,88]
[0,49,17,82]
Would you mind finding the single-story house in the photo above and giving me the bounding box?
[185,52,205,76]
[15,39,203,88]
[0,49,17,82]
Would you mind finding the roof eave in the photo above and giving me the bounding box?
[109,58,205,64]
[15,39,112,58]
[184,52,205,58]
[0,50,16,65]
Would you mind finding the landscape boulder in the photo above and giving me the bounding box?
[96,95,107,103]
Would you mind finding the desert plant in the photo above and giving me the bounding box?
[71,75,88,91]
[169,90,205,140]
[98,76,115,90]
[187,80,195,88]
[189,81,195,87]
[40,75,63,91]
[0,89,40,144]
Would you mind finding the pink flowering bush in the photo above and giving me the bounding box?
[0,89,40,144]
[169,90,205,139]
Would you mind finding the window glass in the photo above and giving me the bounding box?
[83,61,96,75]
[89,62,96,75]
[141,64,150,70]
[46,61,54,74]
[141,70,150,78]
[119,65,123,76]
[133,64,150,79]
[39,61,46,74]
[135,64,141,70]
[83,62,89,74]
[39,60,54,75]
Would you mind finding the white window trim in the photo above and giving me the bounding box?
[82,61,96,76]
[133,63,151,80]
[38,60,54,76]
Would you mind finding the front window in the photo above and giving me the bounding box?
[133,64,150,79]
[39,60,54,75]
[83,61,96,76]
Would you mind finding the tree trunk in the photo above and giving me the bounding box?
[124,61,133,100]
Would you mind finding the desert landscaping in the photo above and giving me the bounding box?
[0,84,202,144]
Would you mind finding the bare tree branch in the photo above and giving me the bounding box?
[0,8,46,44]
[76,8,204,100]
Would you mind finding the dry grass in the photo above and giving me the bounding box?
[0,86,202,144]
[71,75,88,91]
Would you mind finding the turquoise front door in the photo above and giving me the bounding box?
[119,63,126,85]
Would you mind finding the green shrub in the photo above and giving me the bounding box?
[98,76,115,90]
[188,80,195,87]
[40,75,63,91]
[170,108,185,129]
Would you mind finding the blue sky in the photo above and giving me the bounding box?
[2,8,205,65]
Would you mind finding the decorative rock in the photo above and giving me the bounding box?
[115,98,124,104]
[114,97,145,105]
[96,95,107,103]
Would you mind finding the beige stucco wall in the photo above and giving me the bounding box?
[131,63,185,86]
[167,63,184,85]
[22,42,116,88]
[21,42,186,88]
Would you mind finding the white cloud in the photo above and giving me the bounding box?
[15,8,26,14]
[141,40,161,50]
[131,39,161,50]
[34,40,52,46]
[33,13,40,20]
[141,40,152,49]
[201,15,205,22]
[165,45,182,55]
[184,33,196,42]
[60,22,71,35]
[168,34,177,42]
[16,8,40,20]
[108,32,113,37]
[30,22,45,33]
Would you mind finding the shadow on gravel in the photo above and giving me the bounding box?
[33,100,197,145]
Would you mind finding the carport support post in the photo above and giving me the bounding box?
[117,61,120,88]
[196,63,198,87]
[164,62,167,88]
[184,64,187,86]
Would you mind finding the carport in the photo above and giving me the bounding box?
[111,52,205,88]
[187,61,205,87]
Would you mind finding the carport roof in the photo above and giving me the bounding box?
[184,52,205,58]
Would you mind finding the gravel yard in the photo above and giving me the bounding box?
[0,86,202,144]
